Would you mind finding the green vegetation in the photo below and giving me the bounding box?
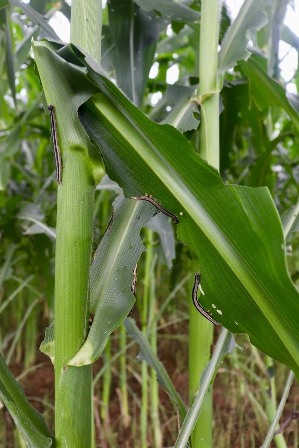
[1,0,299,446]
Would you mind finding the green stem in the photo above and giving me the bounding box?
[261,208,297,448]
[141,358,148,448]
[54,150,94,447]
[189,305,213,447]
[53,2,102,446]
[141,229,154,448]
[177,329,231,448]
[263,357,287,448]
[148,258,161,448]
[100,338,111,423]
[198,0,221,168]
[189,1,221,447]
[119,323,130,427]
[261,371,294,448]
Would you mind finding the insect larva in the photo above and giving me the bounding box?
[48,104,62,184]
[131,264,138,296]
[192,273,219,325]
[131,194,179,224]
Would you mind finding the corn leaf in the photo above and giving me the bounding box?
[0,353,53,447]
[69,196,156,366]
[75,50,299,379]
[31,42,299,379]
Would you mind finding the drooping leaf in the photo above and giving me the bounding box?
[69,196,156,366]
[0,353,53,447]
[97,175,176,267]
[218,0,270,73]
[31,41,299,377]
[70,49,299,378]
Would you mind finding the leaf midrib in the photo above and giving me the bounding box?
[92,95,299,366]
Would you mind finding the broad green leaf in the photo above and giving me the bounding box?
[239,56,299,133]
[0,353,53,447]
[134,0,200,23]
[68,49,299,378]
[218,0,270,73]
[108,0,159,106]
[31,42,299,376]
[125,317,187,421]
[69,196,156,366]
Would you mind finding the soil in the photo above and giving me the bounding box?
[3,324,299,448]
